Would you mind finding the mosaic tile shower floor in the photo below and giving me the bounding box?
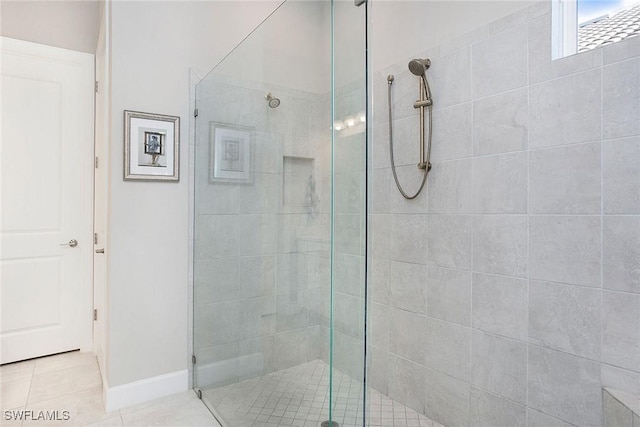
[201,360,442,427]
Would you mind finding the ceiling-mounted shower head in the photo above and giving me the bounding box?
[265,92,281,108]
[408,58,431,76]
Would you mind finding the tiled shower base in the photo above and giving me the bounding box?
[200,359,441,427]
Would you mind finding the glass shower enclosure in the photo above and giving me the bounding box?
[192,1,368,425]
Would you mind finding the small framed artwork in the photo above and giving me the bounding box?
[124,110,180,181]
[209,122,253,184]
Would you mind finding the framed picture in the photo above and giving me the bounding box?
[124,110,180,181]
[209,122,253,184]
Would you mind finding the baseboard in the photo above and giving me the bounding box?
[104,369,189,411]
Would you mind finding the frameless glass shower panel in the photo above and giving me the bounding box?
[193,2,334,425]
[329,2,368,426]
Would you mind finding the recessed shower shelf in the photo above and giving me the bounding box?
[283,155,315,207]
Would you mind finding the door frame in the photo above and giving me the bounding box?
[0,37,95,357]
[92,8,110,377]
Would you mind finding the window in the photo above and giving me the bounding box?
[552,0,640,59]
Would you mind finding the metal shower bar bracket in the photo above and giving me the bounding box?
[354,0,365,6]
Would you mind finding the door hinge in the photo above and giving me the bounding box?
[196,389,202,399]
[94,233,98,244]
[192,354,197,365]
[95,81,99,93]
[194,108,198,118]
[95,157,99,168]
[93,309,98,321]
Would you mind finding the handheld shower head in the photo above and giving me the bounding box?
[408,58,433,100]
[408,58,431,76]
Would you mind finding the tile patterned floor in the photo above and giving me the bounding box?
[0,351,219,427]
[201,360,441,427]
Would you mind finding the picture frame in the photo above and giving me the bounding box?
[209,122,253,184]
[124,110,180,181]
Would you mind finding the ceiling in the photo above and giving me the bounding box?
[1,0,104,53]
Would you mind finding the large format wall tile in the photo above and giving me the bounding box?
[371,122,390,169]
[388,164,430,214]
[240,296,276,340]
[424,367,471,427]
[473,152,528,214]
[472,273,528,341]
[427,266,471,326]
[428,159,472,213]
[390,308,426,364]
[469,387,526,427]
[238,256,276,299]
[196,215,239,258]
[603,34,640,64]
[429,47,472,109]
[368,346,389,395]
[529,216,601,287]
[602,290,640,372]
[370,257,390,304]
[194,258,239,303]
[473,215,528,277]
[276,253,308,294]
[603,216,640,294]
[529,281,601,359]
[370,214,392,260]
[388,114,421,167]
[528,345,602,427]
[601,364,640,396]
[529,142,601,214]
[237,214,278,256]
[529,68,601,149]
[602,137,640,214]
[389,214,428,264]
[426,214,472,269]
[334,253,364,297]
[603,58,640,139]
[388,261,427,313]
[334,293,364,339]
[369,302,389,351]
[276,291,309,332]
[195,301,240,349]
[472,25,528,99]
[424,318,471,381]
[431,102,473,161]
[370,169,391,214]
[388,355,426,414]
[471,330,527,403]
[526,408,576,427]
[237,173,281,214]
[473,88,528,156]
[527,14,602,85]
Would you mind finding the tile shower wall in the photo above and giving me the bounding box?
[194,76,331,386]
[369,2,640,427]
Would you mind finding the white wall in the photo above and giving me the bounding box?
[106,0,281,389]
[0,0,103,54]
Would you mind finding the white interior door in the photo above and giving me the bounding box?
[0,37,95,364]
